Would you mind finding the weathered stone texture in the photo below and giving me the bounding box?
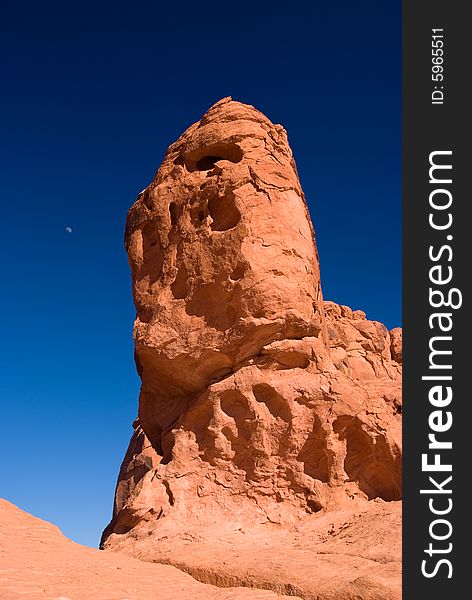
[101,97,402,600]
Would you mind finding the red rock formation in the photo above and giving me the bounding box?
[101,97,402,599]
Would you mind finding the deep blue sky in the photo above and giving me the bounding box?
[0,2,400,547]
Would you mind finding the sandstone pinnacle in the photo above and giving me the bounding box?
[101,97,402,600]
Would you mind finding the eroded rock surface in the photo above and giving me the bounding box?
[101,97,402,599]
[0,499,297,600]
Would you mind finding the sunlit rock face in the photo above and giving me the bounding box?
[102,99,402,595]
[123,97,326,458]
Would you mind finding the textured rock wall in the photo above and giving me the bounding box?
[102,97,401,547]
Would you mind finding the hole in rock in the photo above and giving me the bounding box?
[160,433,175,466]
[252,384,291,423]
[220,389,254,422]
[169,202,179,226]
[297,416,330,483]
[306,498,323,513]
[141,221,165,284]
[219,390,258,479]
[185,142,243,172]
[208,193,241,231]
[190,205,208,227]
[333,416,402,501]
[230,262,247,281]
[196,156,224,171]
[253,384,291,457]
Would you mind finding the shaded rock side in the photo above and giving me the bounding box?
[101,97,402,598]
